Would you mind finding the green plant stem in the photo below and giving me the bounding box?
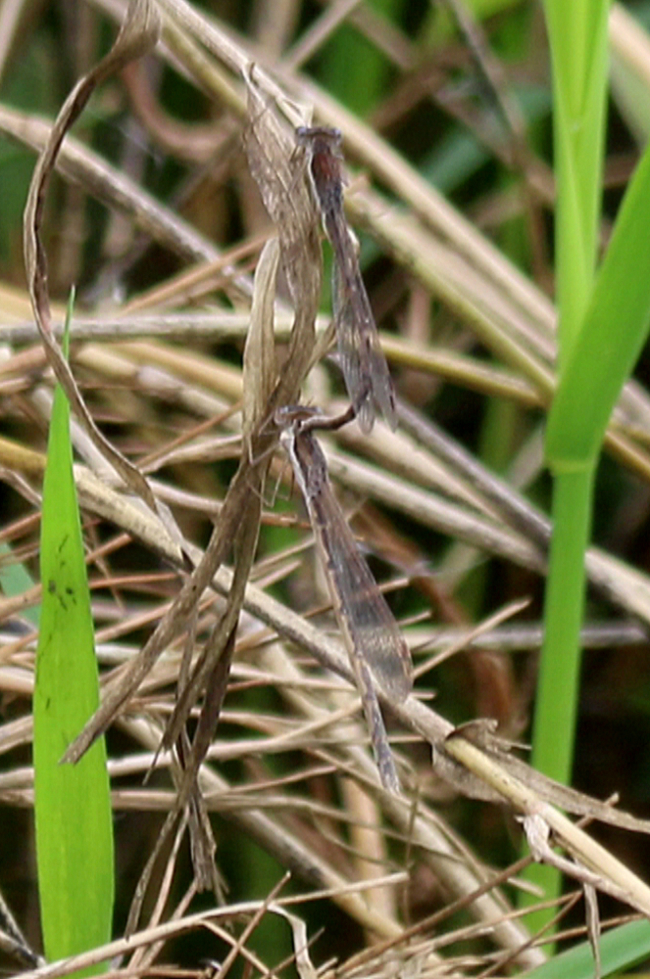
[521,0,609,939]
[524,464,595,924]
[533,467,594,778]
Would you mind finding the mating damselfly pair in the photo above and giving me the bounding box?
[266,124,411,793]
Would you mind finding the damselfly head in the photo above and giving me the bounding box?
[295,125,343,148]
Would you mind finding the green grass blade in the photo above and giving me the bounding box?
[546,134,650,465]
[524,919,650,978]
[530,120,650,930]
[34,295,114,967]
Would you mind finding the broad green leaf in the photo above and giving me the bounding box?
[34,297,114,968]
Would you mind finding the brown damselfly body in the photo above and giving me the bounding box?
[276,405,411,792]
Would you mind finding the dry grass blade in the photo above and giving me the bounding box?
[154,71,330,756]
[242,237,279,438]
[243,68,322,391]
[61,60,322,802]
[0,886,43,968]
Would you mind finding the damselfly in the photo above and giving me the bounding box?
[276,405,411,791]
[295,127,397,434]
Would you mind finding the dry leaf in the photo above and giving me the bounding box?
[243,236,280,438]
